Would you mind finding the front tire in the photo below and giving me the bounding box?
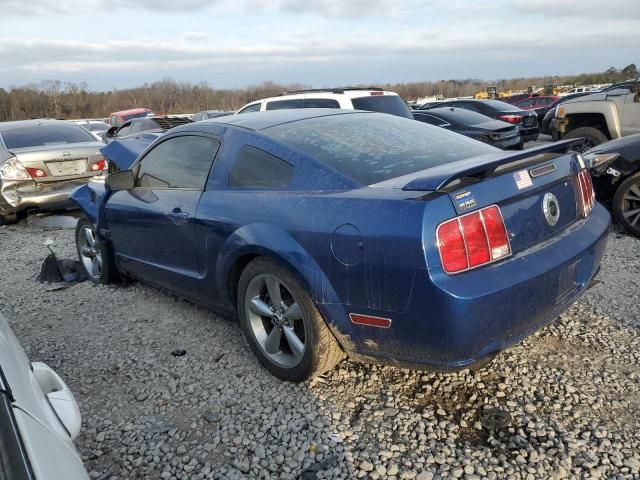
[0,213,18,226]
[564,126,608,151]
[237,257,344,382]
[613,172,640,237]
[75,218,118,283]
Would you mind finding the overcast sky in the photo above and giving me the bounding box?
[0,0,638,91]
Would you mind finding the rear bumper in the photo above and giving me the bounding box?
[0,177,93,216]
[322,205,610,370]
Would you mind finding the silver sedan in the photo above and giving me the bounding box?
[0,119,106,224]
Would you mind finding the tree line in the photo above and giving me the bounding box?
[0,64,636,122]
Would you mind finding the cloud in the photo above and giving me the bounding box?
[512,0,640,17]
[183,32,210,42]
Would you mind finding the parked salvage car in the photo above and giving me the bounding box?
[420,99,539,143]
[0,120,107,225]
[412,107,522,149]
[583,134,640,236]
[0,311,89,479]
[236,87,412,118]
[104,116,193,142]
[108,108,153,128]
[555,79,640,148]
[71,109,609,381]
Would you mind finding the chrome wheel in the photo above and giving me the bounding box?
[78,225,102,280]
[621,181,640,228]
[244,274,306,369]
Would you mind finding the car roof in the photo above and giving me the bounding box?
[0,119,76,132]
[173,109,368,133]
[249,89,400,105]
[110,108,152,116]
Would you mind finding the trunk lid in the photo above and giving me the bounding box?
[386,140,586,256]
[10,143,104,183]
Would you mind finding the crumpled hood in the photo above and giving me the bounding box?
[100,132,162,171]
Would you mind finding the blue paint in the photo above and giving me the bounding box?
[69,110,610,370]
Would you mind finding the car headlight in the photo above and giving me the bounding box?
[0,157,31,180]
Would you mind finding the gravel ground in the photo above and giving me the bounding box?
[0,215,639,480]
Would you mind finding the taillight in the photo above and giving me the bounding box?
[499,115,523,124]
[576,169,595,217]
[436,205,511,274]
[370,91,384,96]
[89,159,107,172]
[26,167,47,178]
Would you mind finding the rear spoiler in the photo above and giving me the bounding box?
[399,139,584,192]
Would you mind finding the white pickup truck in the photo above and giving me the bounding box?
[556,79,640,148]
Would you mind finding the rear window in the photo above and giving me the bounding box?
[1,125,97,149]
[263,113,496,185]
[481,100,523,112]
[351,95,412,118]
[84,122,110,132]
[426,108,492,125]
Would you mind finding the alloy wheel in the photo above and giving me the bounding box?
[621,181,640,228]
[78,226,102,280]
[244,274,306,368]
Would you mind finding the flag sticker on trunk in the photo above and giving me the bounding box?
[514,169,533,190]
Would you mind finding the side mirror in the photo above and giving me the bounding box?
[106,170,134,192]
[105,126,118,138]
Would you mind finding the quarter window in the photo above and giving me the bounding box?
[229,146,294,188]
[266,99,305,110]
[136,135,220,189]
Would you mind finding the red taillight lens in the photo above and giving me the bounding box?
[437,218,468,273]
[499,115,523,124]
[437,205,511,274]
[460,213,490,267]
[26,167,47,178]
[576,168,595,217]
[90,159,107,172]
[370,91,384,96]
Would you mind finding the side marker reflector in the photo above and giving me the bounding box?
[349,313,392,328]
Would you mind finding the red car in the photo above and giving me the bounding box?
[108,108,154,128]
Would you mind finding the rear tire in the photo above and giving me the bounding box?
[564,126,608,151]
[0,213,18,226]
[612,172,640,237]
[75,217,118,284]
[237,257,344,382]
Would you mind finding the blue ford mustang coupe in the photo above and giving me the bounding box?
[71,109,610,381]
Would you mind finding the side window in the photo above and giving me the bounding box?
[136,136,220,190]
[228,146,294,188]
[456,103,478,112]
[303,98,340,109]
[237,103,261,114]
[265,99,305,110]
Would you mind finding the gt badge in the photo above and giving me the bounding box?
[454,190,477,212]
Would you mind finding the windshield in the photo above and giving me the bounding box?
[351,95,412,118]
[263,113,497,185]
[1,125,97,149]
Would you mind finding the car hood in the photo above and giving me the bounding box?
[101,133,161,170]
[587,134,640,162]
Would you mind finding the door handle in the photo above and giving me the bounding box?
[168,208,189,223]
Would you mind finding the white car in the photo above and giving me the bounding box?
[72,120,111,142]
[235,88,412,118]
[0,312,89,479]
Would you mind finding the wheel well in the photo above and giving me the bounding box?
[228,254,260,307]
[565,113,610,138]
